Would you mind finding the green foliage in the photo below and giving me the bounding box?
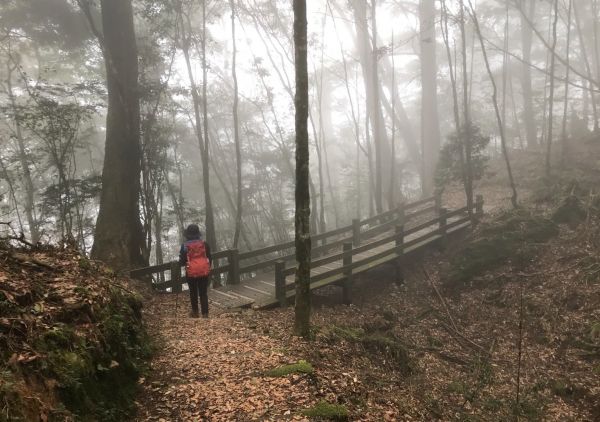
[301,401,349,421]
[265,360,314,377]
[436,123,490,190]
[4,289,152,422]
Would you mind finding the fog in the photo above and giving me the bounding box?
[0,0,596,268]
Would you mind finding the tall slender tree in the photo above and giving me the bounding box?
[545,0,559,178]
[419,0,441,196]
[293,0,311,338]
[230,0,243,250]
[520,0,537,149]
[201,1,217,251]
[459,0,474,215]
[468,0,517,208]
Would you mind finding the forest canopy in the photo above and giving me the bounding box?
[0,0,597,268]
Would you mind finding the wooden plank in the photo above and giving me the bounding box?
[242,284,272,295]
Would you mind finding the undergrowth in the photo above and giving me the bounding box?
[0,247,152,422]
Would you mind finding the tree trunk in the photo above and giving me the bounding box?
[230,0,243,250]
[459,0,474,215]
[6,63,40,244]
[350,0,388,214]
[371,0,383,214]
[574,0,600,129]
[293,0,311,338]
[201,2,217,251]
[469,0,518,208]
[545,0,559,178]
[560,0,573,166]
[419,0,441,196]
[91,0,146,269]
[520,0,537,149]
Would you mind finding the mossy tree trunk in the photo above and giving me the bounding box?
[91,0,146,270]
[293,0,312,338]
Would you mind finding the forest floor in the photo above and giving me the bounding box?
[135,143,600,421]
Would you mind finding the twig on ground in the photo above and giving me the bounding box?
[422,267,491,357]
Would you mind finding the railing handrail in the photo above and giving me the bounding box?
[130,194,444,283]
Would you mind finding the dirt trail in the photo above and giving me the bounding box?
[135,295,318,421]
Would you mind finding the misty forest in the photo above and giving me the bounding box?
[1,0,600,420]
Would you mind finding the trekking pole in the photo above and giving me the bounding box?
[171,261,182,320]
[174,287,180,321]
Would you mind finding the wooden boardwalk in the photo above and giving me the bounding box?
[131,195,482,310]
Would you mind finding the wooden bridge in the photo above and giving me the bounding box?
[130,195,483,309]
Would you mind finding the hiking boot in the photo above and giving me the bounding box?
[201,314,209,319]
[189,311,200,318]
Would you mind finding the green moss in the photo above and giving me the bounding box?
[301,401,349,421]
[265,360,314,377]
[78,257,92,271]
[24,289,152,421]
[550,378,585,399]
[482,397,503,411]
[589,322,600,341]
[328,326,365,341]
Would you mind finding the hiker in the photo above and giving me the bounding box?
[179,224,212,318]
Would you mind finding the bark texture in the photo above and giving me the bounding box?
[293,0,312,338]
[91,0,145,269]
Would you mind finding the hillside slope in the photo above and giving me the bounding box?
[0,244,151,421]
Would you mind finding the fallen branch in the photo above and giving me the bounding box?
[422,267,491,357]
[9,233,35,248]
[10,253,55,270]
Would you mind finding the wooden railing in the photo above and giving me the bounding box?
[130,193,484,294]
[271,194,484,307]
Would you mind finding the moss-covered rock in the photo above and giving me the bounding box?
[301,401,349,421]
[265,360,314,377]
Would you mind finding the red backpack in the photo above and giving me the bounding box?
[185,240,211,277]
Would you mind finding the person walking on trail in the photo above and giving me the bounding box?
[179,224,212,318]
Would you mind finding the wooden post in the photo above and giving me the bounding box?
[397,203,406,225]
[434,190,442,215]
[275,260,287,307]
[475,194,484,217]
[228,249,240,284]
[342,242,353,305]
[395,224,405,284]
[352,218,361,246]
[170,261,182,293]
[438,207,448,250]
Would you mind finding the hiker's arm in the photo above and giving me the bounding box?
[179,244,187,266]
[206,243,213,266]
